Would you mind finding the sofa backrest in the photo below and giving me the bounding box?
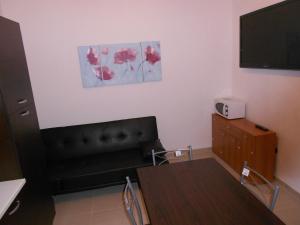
[41,116,158,162]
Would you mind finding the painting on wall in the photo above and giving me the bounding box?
[78,41,162,88]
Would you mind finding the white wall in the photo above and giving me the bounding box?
[0,1,2,16]
[232,0,300,193]
[1,0,233,150]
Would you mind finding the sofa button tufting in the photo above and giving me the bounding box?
[63,139,71,145]
[117,133,127,140]
[100,135,109,142]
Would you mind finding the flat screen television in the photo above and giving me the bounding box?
[240,0,300,70]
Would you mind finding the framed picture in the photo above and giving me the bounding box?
[78,41,162,88]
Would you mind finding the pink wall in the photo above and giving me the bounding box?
[232,0,300,193]
[2,0,300,193]
[1,0,233,150]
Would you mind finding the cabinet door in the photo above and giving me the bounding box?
[253,135,276,181]
[213,129,226,158]
[8,104,46,180]
[6,105,55,224]
[227,126,244,173]
[0,59,34,114]
[212,115,218,155]
[212,114,227,159]
[0,139,22,181]
[229,137,243,173]
[223,130,231,164]
[0,17,34,114]
[234,138,243,173]
[242,134,256,168]
[0,94,23,181]
[0,17,25,61]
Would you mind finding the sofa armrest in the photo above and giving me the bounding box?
[141,139,166,160]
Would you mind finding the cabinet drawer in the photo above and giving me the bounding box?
[0,183,55,225]
[0,59,34,114]
[0,184,27,225]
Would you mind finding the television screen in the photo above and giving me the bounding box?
[240,0,300,70]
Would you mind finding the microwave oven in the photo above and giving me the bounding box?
[215,98,245,119]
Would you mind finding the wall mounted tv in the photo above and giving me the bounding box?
[240,0,300,70]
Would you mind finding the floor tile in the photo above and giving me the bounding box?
[53,212,91,225]
[90,208,130,225]
[90,185,124,213]
[54,190,93,216]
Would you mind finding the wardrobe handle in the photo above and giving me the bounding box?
[17,99,28,104]
[8,200,21,216]
[20,110,30,117]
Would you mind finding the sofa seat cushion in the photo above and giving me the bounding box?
[48,149,150,180]
[47,149,152,193]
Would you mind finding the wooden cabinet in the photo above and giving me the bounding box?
[0,16,55,224]
[212,114,277,180]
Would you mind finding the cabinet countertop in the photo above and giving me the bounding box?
[0,179,25,220]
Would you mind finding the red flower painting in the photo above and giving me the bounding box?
[145,46,161,65]
[86,48,99,65]
[93,66,114,80]
[86,47,114,80]
[114,48,137,64]
[101,66,115,80]
[79,41,162,88]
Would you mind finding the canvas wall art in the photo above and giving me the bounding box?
[78,41,162,88]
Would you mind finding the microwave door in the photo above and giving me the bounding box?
[216,103,224,115]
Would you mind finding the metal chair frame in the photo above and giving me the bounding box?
[152,145,193,166]
[123,176,144,225]
[240,161,280,211]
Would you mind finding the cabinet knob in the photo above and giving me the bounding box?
[250,152,254,155]
[8,200,21,216]
[237,146,241,150]
[20,110,30,117]
[17,98,28,104]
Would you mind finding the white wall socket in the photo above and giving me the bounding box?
[175,150,182,157]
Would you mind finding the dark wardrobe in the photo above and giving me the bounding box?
[0,16,55,225]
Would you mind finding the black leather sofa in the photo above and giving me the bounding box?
[41,116,165,194]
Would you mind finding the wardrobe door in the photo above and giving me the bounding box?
[8,104,46,180]
[8,105,55,224]
[0,93,22,181]
[0,17,25,58]
[0,16,34,114]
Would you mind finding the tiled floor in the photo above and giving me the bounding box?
[53,149,300,225]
